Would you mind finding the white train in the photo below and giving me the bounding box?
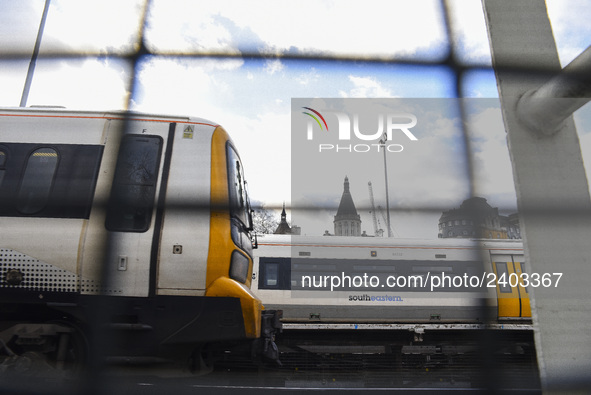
[0,107,280,373]
[252,235,531,328]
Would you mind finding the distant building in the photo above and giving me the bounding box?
[438,197,520,239]
[273,203,300,235]
[334,176,362,236]
[503,213,521,239]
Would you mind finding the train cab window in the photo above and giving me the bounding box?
[227,144,253,230]
[105,135,163,232]
[17,148,59,214]
[495,262,512,293]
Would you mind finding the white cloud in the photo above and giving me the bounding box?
[146,1,239,54]
[0,61,30,107]
[264,59,284,75]
[26,58,130,109]
[0,0,46,53]
[339,76,394,98]
[146,0,446,58]
[43,0,144,54]
[447,0,492,64]
[546,0,591,66]
[296,68,320,86]
[133,57,244,118]
[3,0,588,237]
[466,105,517,210]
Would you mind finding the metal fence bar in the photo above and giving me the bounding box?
[517,45,591,136]
[6,0,589,391]
[482,0,591,392]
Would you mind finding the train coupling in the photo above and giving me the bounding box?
[256,309,282,363]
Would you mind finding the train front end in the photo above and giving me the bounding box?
[0,109,281,375]
[205,125,282,359]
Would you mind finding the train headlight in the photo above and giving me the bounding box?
[229,250,249,283]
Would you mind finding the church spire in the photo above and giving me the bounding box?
[274,202,292,234]
[334,176,362,236]
[281,202,286,220]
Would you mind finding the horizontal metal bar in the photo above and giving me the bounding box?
[517,46,591,135]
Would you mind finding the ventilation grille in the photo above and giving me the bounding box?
[0,248,121,294]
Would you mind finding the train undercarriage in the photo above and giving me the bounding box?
[0,294,282,378]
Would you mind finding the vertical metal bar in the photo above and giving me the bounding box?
[380,135,392,237]
[482,0,591,391]
[20,0,51,108]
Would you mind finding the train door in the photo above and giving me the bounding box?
[490,253,531,319]
[82,119,173,297]
[156,122,212,296]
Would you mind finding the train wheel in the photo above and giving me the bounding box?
[0,320,88,377]
[47,320,88,373]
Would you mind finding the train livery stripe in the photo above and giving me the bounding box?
[258,242,524,254]
[149,123,176,297]
[0,112,218,128]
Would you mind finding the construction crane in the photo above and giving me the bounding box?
[367,182,384,237]
[377,205,394,237]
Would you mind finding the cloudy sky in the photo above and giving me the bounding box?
[1,0,590,237]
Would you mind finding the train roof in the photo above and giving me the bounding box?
[0,106,218,127]
[256,234,524,250]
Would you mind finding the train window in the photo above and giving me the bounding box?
[227,144,253,230]
[0,143,102,219]
[495,262,512,293]
[17,148,59,214]
[259,257,291,290]
[105,135,163,232]
[264,263,279,286]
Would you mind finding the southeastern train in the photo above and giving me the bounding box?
[251,235,532,357]
[252,235,537,372]
[0,108,280,374]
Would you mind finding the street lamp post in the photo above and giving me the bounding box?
[20,0,51,108]
[380,134,392,237]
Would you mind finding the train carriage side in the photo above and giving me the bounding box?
[253,235,531,326]
[0,109,279,373]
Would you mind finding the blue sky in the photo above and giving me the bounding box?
[1,0,590,237]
